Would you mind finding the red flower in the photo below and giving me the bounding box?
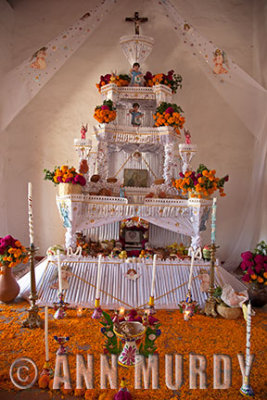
[241,251,253,262]
[242,274,250,282]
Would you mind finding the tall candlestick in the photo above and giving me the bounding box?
[211,197,217,244]
[150,254,157,297]
[95,254,102,299]
[45,306,49,361]
[245,302,252,377]
[28,182,34,245]
[57,250,63,294]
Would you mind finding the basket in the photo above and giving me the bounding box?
[216,304,241,319]
[58,183,82,196]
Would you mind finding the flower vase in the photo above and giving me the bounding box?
[118,340,140,367]
[0,266,20,303]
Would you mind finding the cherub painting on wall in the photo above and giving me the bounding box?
[30,46,48,70]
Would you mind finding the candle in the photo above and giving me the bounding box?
[57,250,63,294]
[77,307,83,317]
[119,307,125,316]
[28,182,34,245]
[245,302,252,377]
[150,254,157,297]
[183,309,190,321]
[95,254,102,299]
[211,197,217,244]
[188,248,195,291]
[44,306,49,361]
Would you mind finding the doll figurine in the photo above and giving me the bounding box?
[129,103,143,126]
[184,129,191,144]
[130,62,144,86]
[80,123,88,139]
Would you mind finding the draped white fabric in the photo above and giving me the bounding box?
[0,0,116,131]
[159,0,267,270]
[148,223,190,248]
[18,257,246,309]
[86,222,120,242]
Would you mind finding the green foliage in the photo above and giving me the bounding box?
[155,102,184,115]
[139,323,161,358]
[100,311,122,355]
[254,241,267,256]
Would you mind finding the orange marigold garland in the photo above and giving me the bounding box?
[94,100,116,124]
[43,165,86,186]
[96,74,130,92]
[173,164,229,198]
[153,102,185,135]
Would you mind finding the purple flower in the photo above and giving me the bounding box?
[2,235,16,248]
[264,263,267,272]
[255,263,263,273]
[241,251,253,262]
[243,260,254,268]
[74,174,86,186]
[223,175,229,182]
[240,262,247,271]
[165,107,174,114]
[242,274,250,282]
[101,105,110,110]
[196,173,202,178]
[247,267,254,275]
[57,176,63,183]
[254,254,264,264]
[0,246,6,255]
[179,172,184,178]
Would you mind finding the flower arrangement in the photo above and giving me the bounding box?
[0,235,29,272]
[240,241,267,287]
[44,165,86,186]
[96,70,182,93]
[96,74,131,92]
[94,99,116,124]
[173,164,229,198]
[153,102,185,135]
[144,70,182,93]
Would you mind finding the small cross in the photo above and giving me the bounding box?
[125,12,148,35]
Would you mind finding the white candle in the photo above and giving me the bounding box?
[245,302,252,377]
[44,306,49,361]
[150,254,157,297]
[28,182,34,245]
[95,254,102,299]
[188,249,195,291]
[211,197,217,244]
[57,250,63,293]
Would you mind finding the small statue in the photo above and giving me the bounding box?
[130,62,144,86]
[80,123,88,139]
[184,129,191,144]
[114,378,132,400]
[129,103,143,126]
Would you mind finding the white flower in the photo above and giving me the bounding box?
[107,331,114,338]
[148,334,156,341]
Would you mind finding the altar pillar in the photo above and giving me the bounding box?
[97,140,109,181]
[163,142,175,185]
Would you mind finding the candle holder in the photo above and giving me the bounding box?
[180,291,198,321]
[40,360,54,378]
[53,292,69,320]
[92,298,103,319]
[204,243,218,317]
[148,295,156,314]
[54,336,70,355]
[23,245,43,329]
[114,321,146,367]
[240,376,254,397]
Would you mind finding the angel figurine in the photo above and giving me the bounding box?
[80,123,88,139]
[213,49,228,75]
[184,129,191,144]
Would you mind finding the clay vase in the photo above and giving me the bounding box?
[0,266,20,303]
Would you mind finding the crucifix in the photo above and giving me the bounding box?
[125,12,148,35]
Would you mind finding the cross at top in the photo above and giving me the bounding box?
[125,12,148,35]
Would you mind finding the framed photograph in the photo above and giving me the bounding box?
[125,230,141,243]
[124,168,149,187]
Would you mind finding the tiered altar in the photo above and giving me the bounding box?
[19,28,245,309]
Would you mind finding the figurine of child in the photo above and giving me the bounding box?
[80,123,88,139]
[30,47,48,70]
[130,62,144,86]
[129,103,143,126]
[184,129,191,144]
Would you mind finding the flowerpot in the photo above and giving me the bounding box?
[0,266,20,303]
[248,286,267,308]
[216,303,241,319]
[114,321,146,367]
[58,183,82,196]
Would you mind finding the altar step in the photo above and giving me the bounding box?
[18,258,246,310]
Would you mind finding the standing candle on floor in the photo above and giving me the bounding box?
[150,254,157,298]
[95,254,102,300]
[57,250,63,294]
[45,306,49,361]
[211,197,217,243]
[28,182,34,245]
[240,301,254,397]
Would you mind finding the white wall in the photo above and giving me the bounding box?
[0,0,266,265]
